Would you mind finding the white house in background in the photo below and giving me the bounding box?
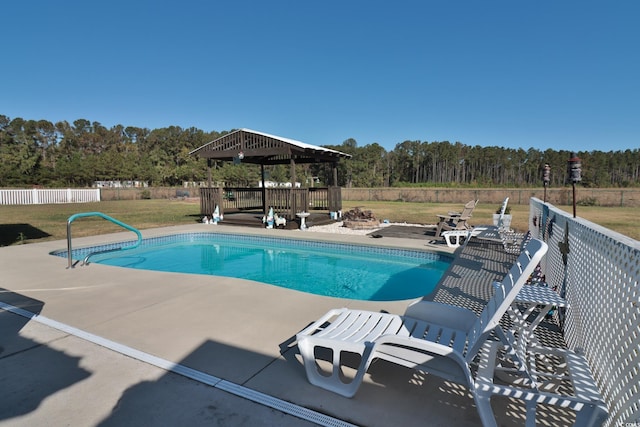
[258,180,301,188]
[93,180,148,188]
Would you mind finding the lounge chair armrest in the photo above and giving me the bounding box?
[372,334,475,386]
[404,300,478,331]
[374,334,468,362]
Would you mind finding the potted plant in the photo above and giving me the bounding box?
[493,204,512,229]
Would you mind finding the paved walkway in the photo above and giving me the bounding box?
[0,224,550,426]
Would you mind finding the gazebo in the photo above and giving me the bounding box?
[189,129,351,226]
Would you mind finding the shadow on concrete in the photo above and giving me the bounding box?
[0,224,51,246]
[95,340,315,427]
[96,335,483,427]
[0,289,91,421]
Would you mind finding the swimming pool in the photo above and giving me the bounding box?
[53,233,452,301]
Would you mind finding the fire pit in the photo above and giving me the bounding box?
[342,207,380,230]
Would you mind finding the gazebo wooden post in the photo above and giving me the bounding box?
[290,157,297,186]
[290,157,297,218]
[207,158,213,187]
[328,162,341,213]
[261,163,267,216]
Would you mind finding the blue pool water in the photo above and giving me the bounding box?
[54,233,451,301]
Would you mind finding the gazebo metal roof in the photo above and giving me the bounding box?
[189,128,351,165]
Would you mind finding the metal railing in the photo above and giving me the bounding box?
[66,212,142,269]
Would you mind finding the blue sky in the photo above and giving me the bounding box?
[3,1,638,153]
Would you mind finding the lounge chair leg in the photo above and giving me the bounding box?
[473,392,499,427]
[524,401,538,427]
[297,338,374,398]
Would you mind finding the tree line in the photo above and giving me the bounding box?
[1,114,638,189]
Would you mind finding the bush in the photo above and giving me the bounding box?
[496,205,511,214]
[577,197,598,206]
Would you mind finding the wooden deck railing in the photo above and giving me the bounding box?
[199,186,342,219]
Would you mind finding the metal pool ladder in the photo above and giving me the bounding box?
[66,212,142,269]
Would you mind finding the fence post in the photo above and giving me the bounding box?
[32,188,39,204]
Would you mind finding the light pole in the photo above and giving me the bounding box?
[542,163,551,203]
[567,153,582,218]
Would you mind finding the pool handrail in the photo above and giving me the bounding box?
[66,212,142,269]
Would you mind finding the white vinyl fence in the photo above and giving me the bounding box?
[529,197,640,426]
[0,188,101,205]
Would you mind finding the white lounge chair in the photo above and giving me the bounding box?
[492,197,527,253]
[442,229,472,248]
[494,197,510,230]
[296,239,548,408]
[475,320,608,427]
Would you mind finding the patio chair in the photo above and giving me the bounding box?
[296,239,548,405]
[489,197,529,253]
[474,319,608,427]
[435,199,478,237]
[443,197,524,251]
[468,228,529,255]
[494,197,510,230]
[442,197,509,247]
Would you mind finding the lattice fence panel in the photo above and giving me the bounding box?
[530,198,640,426]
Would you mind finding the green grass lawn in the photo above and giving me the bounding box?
[0,199,201,246]
[1,199,637,246]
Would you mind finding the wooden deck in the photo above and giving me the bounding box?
[216,210,338,229]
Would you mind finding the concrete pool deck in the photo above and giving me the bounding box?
[1,224,526,426]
